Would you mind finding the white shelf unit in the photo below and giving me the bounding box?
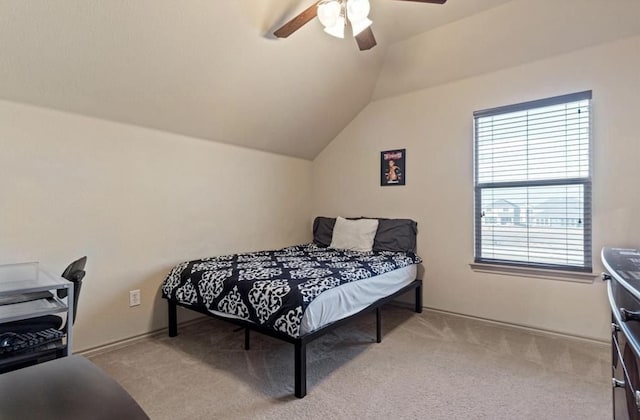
[0,262,74,357]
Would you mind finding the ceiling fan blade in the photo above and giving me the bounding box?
[393,0,447,3]
[274,2,320,38]
[355,27,377,51]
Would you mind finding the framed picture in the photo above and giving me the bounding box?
[380,149,406,186]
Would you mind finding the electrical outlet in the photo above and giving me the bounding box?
[129,289,141,307]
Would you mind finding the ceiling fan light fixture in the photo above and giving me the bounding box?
[346,0,371,22]
[346,0,371,36]
[323,15,346,38]
[318,0,346,39]
[317,0,342,28]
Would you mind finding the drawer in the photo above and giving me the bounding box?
[610,278,640,419]
[613,281,640,343]
[613,331,640,420]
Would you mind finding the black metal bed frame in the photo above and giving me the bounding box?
[167,278,422,398]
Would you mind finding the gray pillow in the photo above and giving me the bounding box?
[312,217,336,247]
[369,218,418,253]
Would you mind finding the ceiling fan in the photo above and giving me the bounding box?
[274,0,447,51]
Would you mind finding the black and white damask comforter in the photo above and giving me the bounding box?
[161,243,421,338]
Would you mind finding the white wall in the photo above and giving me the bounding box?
[312,35,640,341]
[0,100,312,351]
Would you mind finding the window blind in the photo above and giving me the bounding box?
[473,91,592,271]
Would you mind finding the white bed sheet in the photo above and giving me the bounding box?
[207,264,417,335]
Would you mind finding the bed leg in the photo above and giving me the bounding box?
[244,328,251,350]
[376,307,382,343]
[294,341,307,398]
[168,301,178,337]
[415,281,423,313]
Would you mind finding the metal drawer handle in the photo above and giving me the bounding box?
[613,378,626,388]
[602,273,612,281]
[621,308,640,322]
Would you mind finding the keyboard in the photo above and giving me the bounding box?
[0,328,64,355]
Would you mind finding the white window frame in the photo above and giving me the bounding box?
[473,91,593,274]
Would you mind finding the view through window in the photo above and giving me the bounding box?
[473,91,592,271]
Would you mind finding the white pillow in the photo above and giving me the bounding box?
[329,217,379,252]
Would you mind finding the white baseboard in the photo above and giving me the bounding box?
[78,316,208,358]
[393,302,609,346]
[79,303,608,357]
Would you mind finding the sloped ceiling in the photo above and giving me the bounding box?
[374,0,640,100]
[0,0,512,160]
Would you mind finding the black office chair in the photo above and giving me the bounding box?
[57,256,88,330]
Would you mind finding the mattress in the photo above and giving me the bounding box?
[209,264,417,335]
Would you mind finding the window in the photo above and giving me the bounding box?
[473,91,592,272]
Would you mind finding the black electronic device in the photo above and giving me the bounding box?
[0,328,64,355]
[0,333,23,349]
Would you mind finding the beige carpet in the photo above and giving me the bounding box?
[88,306,610,420]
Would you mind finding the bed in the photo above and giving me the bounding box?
[161,216,423,398]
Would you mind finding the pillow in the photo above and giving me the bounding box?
[329,217,379,252]
[370,218,418,253]
[312,217,336,247]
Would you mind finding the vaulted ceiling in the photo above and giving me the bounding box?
[1,1,638,160]
[0,0,513,160]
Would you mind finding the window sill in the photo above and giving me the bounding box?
[469,262,598,284]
